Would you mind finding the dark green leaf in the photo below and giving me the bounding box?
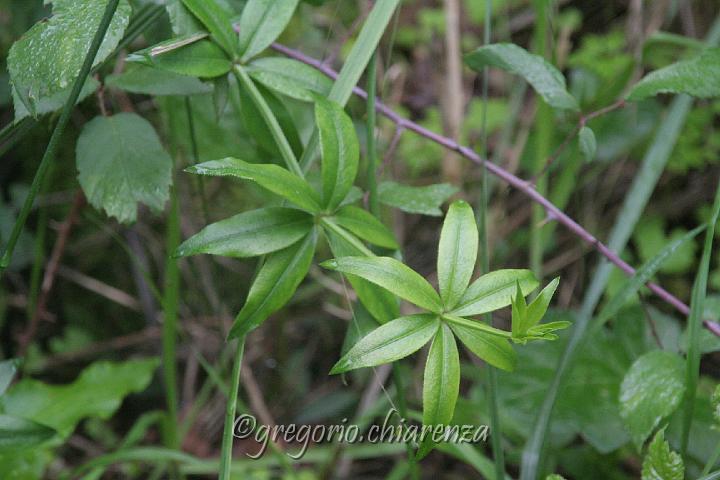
[464,43,579,111]
[181,0,238,56]
[129,37,231,78]
[316,97,359,211]
[238,0,300,62]
[166,0,203,36]
[0,415,56,452]
[212,74,230,118]
[332,206,399,249]
[176,207,312,258]
[105,64,212,96]
[417,323,460,459]
[628,48,720,101]
[449,322,516,372]
[619,350,685,448]
[322,256,442,313]
[378,181,458,216]
[12,77,100,121]
[578,126,597,163]
[248,57,333,102]
[437,200,478,310]
[76,113,173,224]
[0,359,18,397]
[641,428,684,480]
[330,314,440,374]
[186,158,321,213]
[7,0,132,115]
[229,231,316,339]
[450,269,538,317]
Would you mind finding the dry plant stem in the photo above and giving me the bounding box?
[271,43,720,337]
[440,0,464,184]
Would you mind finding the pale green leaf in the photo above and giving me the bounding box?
[105,64,212,96]
[438,200,478,310]
[332,206,399,249]
[464,43,579,111]
[641,428,684,480]
[229,231,316,339]
[449,322,516,372]
[238,0,300,62]
[378,181,458,216]
[0,415,56,452]
[330,314,440,374]
[76,113,173,224]
[186,158,321,213]
[524,277,560,332]
[176,207,312,258]
[181,0,238,56]
[450,269,538,317]
[578,126,597,162]
[0,359,18,397]
[619,351,685,448]
[248,57,333,102]
[322,256,442,313]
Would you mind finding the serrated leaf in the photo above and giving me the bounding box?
[129,37,231,78]
[332,206,399,249]
[105,64,212,96]
[248,57,333,102]
[229,231,316,339]
[176,207,312,258]
[448,322,516,371]
[450,269,539,317]
[417,323,460,459]
[641,428,684,480]
[7,0,132,115]
[316,97,359,211]
[378,181,458,216]
[330,314,439,374]
[0,359,158,438]
[322,256,442,313]
[438,200,478,310]
[578,126,597,162]
[628,48,720,101]
[0,359,18,397]
[238,0,300,62]
[619,351,685,448]
[0,415,56,452]
[181,0,238,56]
[76,113,173,224]
[186,158,321,213]
[464,43,579,111]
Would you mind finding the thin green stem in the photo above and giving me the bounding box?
[219,336,246,480]
[0,0,121,274]
[233,65,304,178]
[391,363,419,479]
[184,97,209,222]
[366,52,380,217]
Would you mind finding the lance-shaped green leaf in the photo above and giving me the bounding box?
[186,158,321,213]
[331,206,399,250]
[128,36,231,78]
[438,200,478,310]
[628,48,720,101]
[511,278,566,343]
[449,269,538,317]
[7,0,132,116]
[0,415,56,452]
[330,314,440,374]
[248,57,333,102]
[166,0,203,35]
[321,256,442,313]
[417,323,460,459]
[238,0,300,62]
[176,207,312,258]
[619,350,685,449]
[316,98,359,211]
[181,0,238,57]
[449,322,516,372]
[524,277,560,330]
[378,181,458,217]
[325,230,400,324]
[464,43,579,111]
[641,428,684,480]
[105,64,213,96]
[0,360,18,397]
[229,230,317,339]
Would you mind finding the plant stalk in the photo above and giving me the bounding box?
[219,336,246,480]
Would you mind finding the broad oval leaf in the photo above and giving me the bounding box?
[449,322,516,372]
[619,350,685,448]
[450,269,539,317]
[186,158,321,213]
[0,415,56,452]
[322,256,442,313]
[330,314,440,374]
[332,206,399,249]
[238,0,300,62]
[628,48,720,101]
[464,43,579,111]
[229,230,317,339]
[438,200,478,310]
[378,181,458,217]
[180,0,238,56]
[129,37,231,78]
[105,64,212,96]
[417,323,460,459]
[316,98,360,211]
[76,113,173,224]
[176,207,312,258]
[248,57,333,102]
[578,126,597,163]
[7,0,132,115]
[641,428,684,480]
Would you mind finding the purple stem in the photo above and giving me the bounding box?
[271,43,720,337]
